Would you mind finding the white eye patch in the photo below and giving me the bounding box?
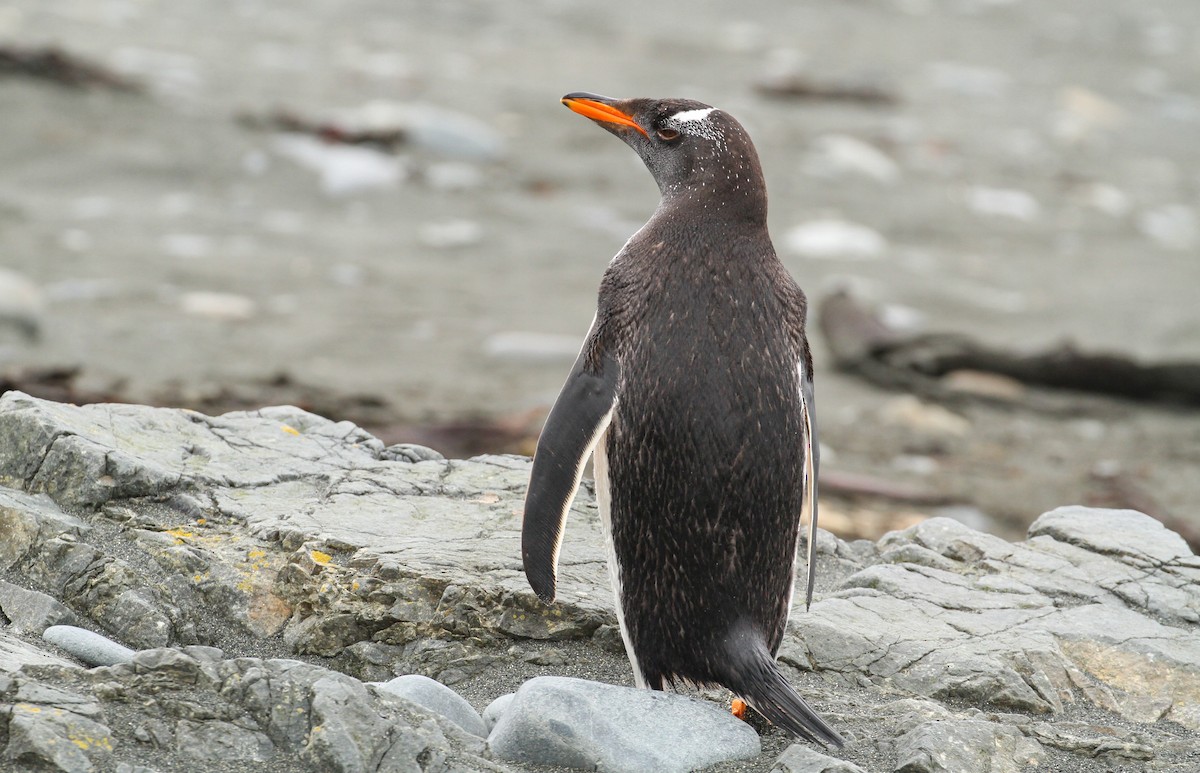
[663,107,722,142]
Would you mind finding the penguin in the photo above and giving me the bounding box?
[522,92,843,747]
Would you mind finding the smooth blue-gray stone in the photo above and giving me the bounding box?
[374,674,487,738]
[487,676,761,773]
[42,624,135,666]
[482,692,514,732]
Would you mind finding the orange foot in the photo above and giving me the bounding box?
[731,698,748,720]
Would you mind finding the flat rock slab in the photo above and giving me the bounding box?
[0,630,76,672]
[787,510,1200,733]
[0,581,76,633]
[0,391,612,650]
[488,675,761,772]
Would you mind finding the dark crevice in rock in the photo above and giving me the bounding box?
[23,430,74,490]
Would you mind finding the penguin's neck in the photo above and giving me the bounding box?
[653,158,769,229]
[652,184,769,231]
[637,193,775,273]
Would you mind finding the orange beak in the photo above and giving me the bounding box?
[561,93,649,138]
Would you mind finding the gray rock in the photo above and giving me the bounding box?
[282,611,371,656]
[894,719,1041,772]
[773,744,869,772]
[43,625,135,666]
[1028,505,1193,568]
[19,652,496,771]
[174,718,275,762]
[0,677,106,773]
[3,693,113,772]
[178,644,225,662]
[0,391,611,651]
[304,674,437,772]
[380,442,446,462]
[482,692,514,733]
[323,101,506,161]
[1028,721,1154,761]
[21,533,178,650]
[878,698,954,734]
[787,511,1200,728]
[374,673,488,737]
[130,648,217,687]
[95,587,172,649]
[0,629,77,671]
[0,487,89,571]
[1,394,1200,771]
[487,675,761,773]
[0,580,77,633]
[11,678,103,716]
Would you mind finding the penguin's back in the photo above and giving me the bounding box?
[599,225,810,688]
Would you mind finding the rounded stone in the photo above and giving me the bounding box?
[42,625,136,666]
[374,673,487,738]
[482,693,514,732]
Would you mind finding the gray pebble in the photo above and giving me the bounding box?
[482,692,514,733]
[42,624,135,666]
[374,673,487,737]
[487,675,760,773]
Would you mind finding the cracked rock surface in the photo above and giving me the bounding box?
[0,392,1197,772]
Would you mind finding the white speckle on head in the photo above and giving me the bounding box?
[663,106,723,144]
[668,107,716,123]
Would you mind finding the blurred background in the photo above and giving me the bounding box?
[1,0,1197,542]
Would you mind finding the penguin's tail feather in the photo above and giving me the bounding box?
[720,623,845,748]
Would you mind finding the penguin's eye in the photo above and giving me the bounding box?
[656,127,681,141]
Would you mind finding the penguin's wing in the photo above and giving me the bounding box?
[522,328,618,603]
[801,364,820,611]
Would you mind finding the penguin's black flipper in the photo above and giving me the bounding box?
[522,335,618,603]
[724,620,845,748]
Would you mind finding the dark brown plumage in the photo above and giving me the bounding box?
[522,93,841,747]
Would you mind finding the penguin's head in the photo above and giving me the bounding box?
[562,92,767,218]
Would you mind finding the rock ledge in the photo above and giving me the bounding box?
[0,393,1197,772]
